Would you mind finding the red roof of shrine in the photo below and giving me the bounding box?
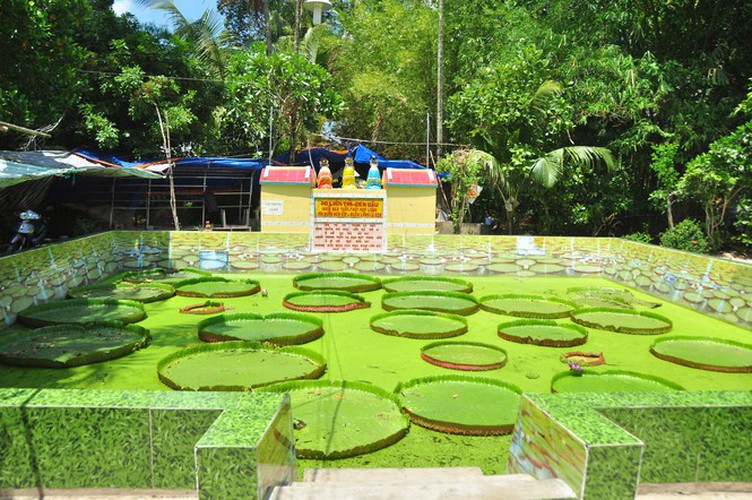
[260,166,315,185]
[384,168,438,188]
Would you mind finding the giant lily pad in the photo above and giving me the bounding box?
[68,282,174,303]
[370,310,468,339]
[259,380,409,459]
[157,342,326,391]
[293,272,381,293]
[570,308,672,334]
[18,299,146,327]
[497,320,588,347]
[0,323,150,368]
[551,370,683,393]
[650,336,752,373]
[480,294,577,319]
[175,277,261,298]
[397,376,521,435]
[198,312,323,346]
[381,276,473,294]
[283,290,371,312]
[381,291,479,316]
[421,341,508,371]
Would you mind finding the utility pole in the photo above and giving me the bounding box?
[436,0,444,160]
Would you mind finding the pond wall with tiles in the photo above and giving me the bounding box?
[507,391,752,498]
[0,231,750,328]
[0,388,294,499]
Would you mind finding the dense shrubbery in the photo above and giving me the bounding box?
[660,219,710,254]
[623,225,653,244]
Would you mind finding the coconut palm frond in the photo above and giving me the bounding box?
[135,0,189,29]
[532,146,617,188]
[467,149,505,187]
[188,9,230,77]
[530,80,564,113]
[530,154,563,188]
[135,0,230,77]
[302,24,330,63]
[559,146,618,171]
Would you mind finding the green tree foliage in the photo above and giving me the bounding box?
[677,121,752,247]
[435,149,488,232]
[648,142,681,228]
[0,0,91,144]
[223,47,343,158]
[217,0,295,47]
[328,0,437,159]
[446,45,616,234]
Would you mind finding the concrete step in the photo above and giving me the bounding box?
[302,466,485,484]
[270,475,576,500]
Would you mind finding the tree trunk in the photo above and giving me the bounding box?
[667,191,675,229]
[264,0,272,55]
[294,0,302,54]
[504,199,517,235]
[436,0,444,159]
[289,108,298,165]
[155,104,180,230]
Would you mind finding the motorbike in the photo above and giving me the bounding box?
[5,210,48,254]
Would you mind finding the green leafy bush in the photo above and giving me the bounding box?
[622,224,653,244]
[659,219,710,253]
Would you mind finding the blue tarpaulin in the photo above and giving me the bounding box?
[72,145,428,174]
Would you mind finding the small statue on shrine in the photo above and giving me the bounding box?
[341,156,357,189]
[365,156,382,190]
[317,157,333,189]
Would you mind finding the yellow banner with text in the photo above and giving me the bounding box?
[315,198,384,218]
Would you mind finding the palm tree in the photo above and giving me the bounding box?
[467,81,618,234]
[135,0,234,77]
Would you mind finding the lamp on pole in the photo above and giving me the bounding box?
[303,0,332,25]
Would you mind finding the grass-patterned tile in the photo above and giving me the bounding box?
[697,407,752,482]
[196,447,258,499]
[28,407,150,488]
[0,407,37,488]
[600,407,702,483]
[583,444,641,499]
[151,409,222,489]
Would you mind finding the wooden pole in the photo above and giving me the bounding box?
[0,120,51,138]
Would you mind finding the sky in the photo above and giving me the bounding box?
[112,0,220,27]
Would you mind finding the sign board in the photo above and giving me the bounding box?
[315,198,384,218]
[262,200,284,216]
